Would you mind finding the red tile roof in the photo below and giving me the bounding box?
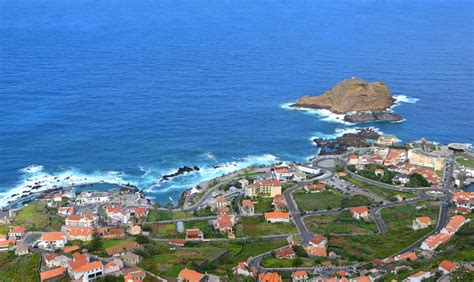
[259,272,282,282]
[351,206,369,214]
[275,246,295,258]
[439,260,457,272]
[40,267,66,281]
[178,268,204,281]
[264,211,289,219]
[10,226,26,234]
[42,232,66,242]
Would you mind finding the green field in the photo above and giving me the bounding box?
[304,211,378,235]
[102,237,136,250]
[0,252,41,282]
[293,189,373,211]
[12,201,63,231]
[458,158,474,169]
[345,176,416,200]
[146,210,194,222]
[330,201,440,261]
[138,239,287,279]
[234,217,297,237]
[253,197,274,213]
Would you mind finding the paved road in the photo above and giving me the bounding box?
[248,166,335,271]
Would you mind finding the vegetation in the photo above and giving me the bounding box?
[87,229,103,252]
[146,210,194,222]
[304,211,378,235]
[0,252,41,281]
[406,173,430,187]
[330,201,440,261]
[355,165,396,185]
[457,157,474,169]
[293,189,372,211]
[234,217,297,237]
[12,201,63,231]
[253,197,274,213]
[138,239,287,279]
[345,176,416,200]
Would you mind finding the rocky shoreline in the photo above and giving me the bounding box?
[344,110,403,123]
[158,165,200,184]
[313,128,380,155]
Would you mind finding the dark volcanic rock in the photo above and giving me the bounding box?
[344,111,403,123]
[159,166,200,183]
[314,128,380,155]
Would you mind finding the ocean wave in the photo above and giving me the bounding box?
[138,165,152,176]
[149,154,279,197]
[280,102,353,125]
[0,167,131,208]
[19,165,44,174]
[199,151,217,161]
[1,153,281,207]
[393,95,420,106]
[334,127,384,137]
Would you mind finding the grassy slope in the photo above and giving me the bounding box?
[330,201,440,261]
[235,217,297,237]
[0,252,41,282]
[294,189,373,212]
[13,201,63,231]
[304,212,378,235]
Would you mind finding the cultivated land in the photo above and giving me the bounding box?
[12,201,63,231]
[293,188,373,211]
[138,239,288,279]
[234,217,298,237]
[330,201,440,261]
[0,252,41,281]
[344,175,416,200]
[304,211,378,235]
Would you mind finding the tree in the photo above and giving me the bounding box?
[406,173,430,187]
[88,229,103,252]
[292,257,303,267]
[135,235,150,244]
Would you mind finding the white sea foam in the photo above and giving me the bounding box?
[280,102,353,125]
[149,154,279,197]
[19,165,44,174]
[393,95,420,107]
[200,151,217,161]
[138,165,152,176]
[0,167,131,208]
[1,154,281,207]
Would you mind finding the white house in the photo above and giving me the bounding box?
[68,261,104,280]
[404,271,431,282]
[41,232,67,249]
[264,212,290,223]
[75,191,109,206]
[412,217,432,230]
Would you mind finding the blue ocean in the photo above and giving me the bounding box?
[1,0,473,205]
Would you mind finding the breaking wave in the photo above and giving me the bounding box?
[280,102,353,125]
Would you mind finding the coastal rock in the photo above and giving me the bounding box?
[314,128,380,155]
[293,78,395,113]
[344,111,403,123]
[158,166,200,183]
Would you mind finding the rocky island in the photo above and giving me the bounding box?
[292,78,403,123]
